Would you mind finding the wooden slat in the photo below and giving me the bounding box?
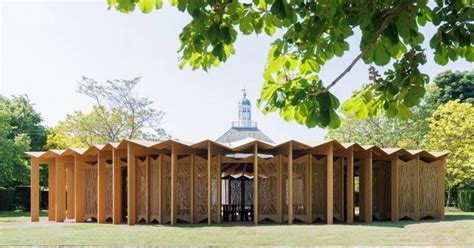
[97,151,106,223]
[253,144,258,224]
[439,158,445,219]
[277,155,283,223]
[48,161,56,221]
[288,142,293,225]
[346,147,354,224]
[31,158,40,222]
[391,155,399,221]
[190,154,195,224]
[308,154,313,223]
[56,160,65,222]
[170,144,177,225]
[74,155,85,222]
[414,154,420,220]
[158,154,163,224]
[66,166,75,219]
[326,143,333,224]
[217,155,222,224]
[207,142,212,225]
[112,148,122,224]
[127,143,136,225]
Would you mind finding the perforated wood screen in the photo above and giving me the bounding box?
[105,162,113,220]
[420,160,442,218]
[136,157,148,222]
[84,163,97,221]
[312,155,327,222]
[194,155,208,223]
[372,161,391,221]
[149,156,160,222]
[399,159,417,219]
[177,156,192,223]
[257,156,278,222]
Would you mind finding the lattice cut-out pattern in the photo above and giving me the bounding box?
[105,163,113,220]
[372,161,391,221]
[136,157,148,222]
[333,158,344,222]
[177,156,192,223]
[293,155,310,223]
[194,155,208,223]
[399,159,416,219]
[420,160,441,216]
[312,156,327,222]
[84,164,97,220]
[149,156,160,222]
[162,155,171,223]
[258,157,278,222]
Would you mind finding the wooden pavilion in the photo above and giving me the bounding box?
[26,138,447,225]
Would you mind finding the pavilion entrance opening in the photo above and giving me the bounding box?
[221,162,254,222]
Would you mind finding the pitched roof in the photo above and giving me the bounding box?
[216,127,274,144]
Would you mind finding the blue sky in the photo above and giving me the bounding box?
[1,1,472,144]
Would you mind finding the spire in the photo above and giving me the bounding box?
[232,88,256,128]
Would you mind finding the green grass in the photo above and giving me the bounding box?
[0,208,473,246]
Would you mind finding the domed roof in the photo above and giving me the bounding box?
[239,97,251,106]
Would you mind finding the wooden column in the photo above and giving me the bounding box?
[112,148,122,224]
[363,150,372,223]
[74,154,85,223]
[48,161,56,221]
[170,143,177,225]
[307,154,313,223]
[217,154,221,224]
[326,143,333,224]
[390,154,399,221]
[438,157,445,219]
[97,151,106,224]
[127,143,137,225]
[31,158,40,222]
[253,143,259,225]
[146,156,150,222]
[346,147,354,224]
[66,166,75,219]
[414,154,420,220]
[340,158,345,222]
[288,142,293,225]
[207,142,212,224]
[190,154,195,224]
[158,154,163,224]
[56,158,66,222]
[277,155,283,223]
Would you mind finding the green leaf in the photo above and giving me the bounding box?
[397,104,411,120]
[328,109,341,129]
[386,102,398,118]
[139,0,155,13]
[155,0,163,9]
[240,13,253,35]
[374,43,390,66]
[169,0,178,6]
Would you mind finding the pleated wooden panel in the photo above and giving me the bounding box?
[372,161,391,221]
[149,156,160,222]
[420,160,441,217]
[211,156,219,223]
[177,156,191,223]
[257,157,278,222]
[105,163,113,220]
[282,156,288,222]
[136,157,148,222]
[84,164,97,221]
[293,156,309,223]
[312,156,327,222]
[399,159,417,219]
[66,165,75,220]
[194,155,208,223]
[333,158,343,222]
[162,155,171,224]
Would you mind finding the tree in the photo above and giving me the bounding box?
[47,77,170,148]
[425,100,474,205]
[428,70,474,105]
[0,95,47,188]
[107,0,472,128]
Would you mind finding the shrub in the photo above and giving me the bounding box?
[457,188,474,212]
[14,186,31,211]
[0,187,15,211]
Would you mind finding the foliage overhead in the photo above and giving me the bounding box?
[0,95,47,188]
[107,0,473,128]
[428,69,474,105]
[425,100,474,191]
[47,77,169,149]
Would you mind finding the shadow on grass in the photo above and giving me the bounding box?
[0,210,48,218]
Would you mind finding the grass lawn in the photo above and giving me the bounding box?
[1,208,473,246]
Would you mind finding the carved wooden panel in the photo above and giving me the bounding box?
[399,158,416,219]
[282,156,288,221]
[420,160,441,217]
[194,155,208,223]
[293,155,309,223]
[136,157,148,222]
[105,162,113,220]
[162,155,171,224]
[372,161,391,221]
[333,158,343,222]
[258,156,278,222]
[149,156,160,222]
[312,156,327,222]
[84,164,97,221]
[177,156,191,223]
[211,156,219,223]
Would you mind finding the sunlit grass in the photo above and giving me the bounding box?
[0,208,472,246]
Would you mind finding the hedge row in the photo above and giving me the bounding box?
[0,187,48,211]
[457,188,474,212]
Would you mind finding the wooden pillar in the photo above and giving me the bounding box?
[48,161,56,221]
[288,142,293,225]
[363,150,372,223]
[146,156,150,222]
[97,151,106,224]
[346,147,354,224]
[438,157,445,219]
[414,154,420,220]
[190,154,195,224]
[253,143,259,225]
[390,154,399,221]
[56,159,66,222]
[66,166,75,219]
[127,143,137,225]
[31,158,40,222]
[158,154,163,224]
[112,148,122,224]
[307,154,313,223]
[217,155,221,224]
[74,154,85,223]
[326,143,333,224]
[277,155,283,223]
[207,142,212,224]
[340,158,345,222]
[170,143,177,225]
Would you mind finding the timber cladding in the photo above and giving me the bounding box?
[26,139,447,225]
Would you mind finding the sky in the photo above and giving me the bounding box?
[1,0,472,144]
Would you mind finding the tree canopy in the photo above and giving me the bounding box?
[428,69,474,105]
[107,0,473,128]
[0,95,47,188]
[47,77,169,149]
